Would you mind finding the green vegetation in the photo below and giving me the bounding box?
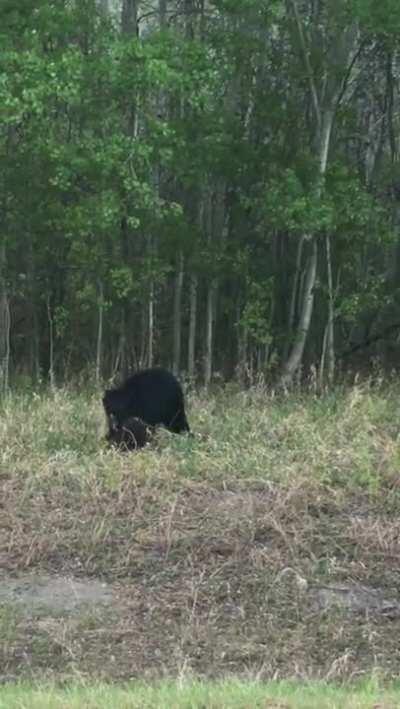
[1,678,400,709]
[1,379,400,489]
[1,0,400,389]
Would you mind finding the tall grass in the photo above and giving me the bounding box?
[1,379,399,492]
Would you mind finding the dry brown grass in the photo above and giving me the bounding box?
[1,381,400,683]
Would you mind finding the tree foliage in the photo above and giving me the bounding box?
[1,0,399,386]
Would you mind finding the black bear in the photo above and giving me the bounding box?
[103,367,190,437]
[106,416,152,451]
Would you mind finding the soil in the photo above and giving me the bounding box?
[0,573,114,615]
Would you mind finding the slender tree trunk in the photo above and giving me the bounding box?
[139,306,146,369]
[118,0,139,376]
[159,0,167,27]
[204,281,214,388]
[281,0,359,384]
[172,252,184,376]
[325,233,335,384]
[281,237,318,386]
[204,190,215,387]
[113,313,127,379]
[147,232,155,369]
[96,280,104,384]
[32,305,40,382]
[187,273,197,379]
[0,244,10,397]
[184,0,194,38]
[281,109,334,386]
[121,0,138,34]
[237,316,249,384]
[27,239,40,382]
[187,197,203,379]
[284,233,305,360]
[148,280,154,369]
[47,294,55,391]
[319,322,328,389]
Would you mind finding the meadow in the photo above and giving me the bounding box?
[1,379,400,705]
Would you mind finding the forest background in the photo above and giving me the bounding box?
[1,0,400,391]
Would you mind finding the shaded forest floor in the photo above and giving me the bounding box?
[1,381,400,684]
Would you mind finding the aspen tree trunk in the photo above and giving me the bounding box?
[27,239,40,381]
[281,1,358,385]
[0,243,10,396]
[148,280,154,368]
[119,0,139,375]
[281,107,335,386]
[159,0,167,27]
[139,305,146,368]
[32,307,40,382]
[95,280,104,384]
[204,283,214,388]
[204,182,227,386]
[121,0,138,34]
[47,294,55,391]
[281,236,318,386]
[188,196,203,379]
[184,0,194,38]
[237,311,248,385]
[325,233,335,384]
[113,313,127,379]
[204,192,214,387]
[319,322,328,389]
[284,233,305,361]
[147,234,155,369]
[172,252,184,376]
[187,273,197,378]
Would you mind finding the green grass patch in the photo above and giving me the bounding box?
[0,679,399,709]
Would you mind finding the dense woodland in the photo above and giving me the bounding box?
[1,0,400,390]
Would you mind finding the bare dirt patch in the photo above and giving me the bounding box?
[0,573,113,615]
[311,583,400,616]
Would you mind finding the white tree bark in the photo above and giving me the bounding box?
[0,242,10,396]
[281,0,358,385]
[281,107,335,386]
[325,233,335,384]
[285,233,305,361]
[281,237,318,387]
[187,273,197,379]
[95,280,104,384]
[47,294,55,391]
[172,251,184,376]
[148,274,154,368]
[204,281,214,388]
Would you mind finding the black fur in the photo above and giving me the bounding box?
[103,367,190,436]
[106,416,152,451]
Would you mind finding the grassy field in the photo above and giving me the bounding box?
[1,379,400,696]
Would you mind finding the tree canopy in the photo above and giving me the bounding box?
[1,0,399,389]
